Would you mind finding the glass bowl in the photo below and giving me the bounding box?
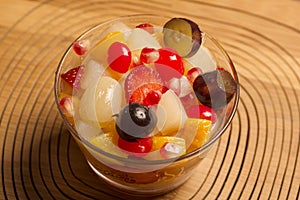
[54,14,239,197]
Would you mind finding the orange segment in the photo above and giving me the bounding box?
[151,136,186,152]
[180,118,211,153]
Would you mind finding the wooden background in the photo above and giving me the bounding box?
[0,0,299,199]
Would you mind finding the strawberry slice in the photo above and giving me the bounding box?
[61,65,84,92]
[124,65,164,106]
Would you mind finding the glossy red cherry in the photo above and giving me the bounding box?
[154,47,184,81]
[186,105,217,123]
[118,137,153,156]
[107,42,132,73]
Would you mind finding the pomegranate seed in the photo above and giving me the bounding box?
[59,96,75,117]
[161,86,169,94]
[132,53,142,68]
[140,47,159,64]
[216,67,225,70]
[73,39,90,56]
[143,90,162,106]
[136,23,154,34]
[187,67,203,83]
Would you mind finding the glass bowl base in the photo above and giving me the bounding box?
[87,161,192,197]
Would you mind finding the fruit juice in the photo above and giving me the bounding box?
[56,16,238,194]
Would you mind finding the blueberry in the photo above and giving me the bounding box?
[115,103,157,141]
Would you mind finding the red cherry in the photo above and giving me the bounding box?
[107,42,132,73]
[187,67,203,83]
[186,105,217,123]
[140,47,159,64]
[136,23,154,34]
[73,39,90,56]
[118,137,153,156]
[155,47,184,81]
[143,90,162,106]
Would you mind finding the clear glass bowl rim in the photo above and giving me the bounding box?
[54,14,240,165]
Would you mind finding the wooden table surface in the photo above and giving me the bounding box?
[0,0,299,199]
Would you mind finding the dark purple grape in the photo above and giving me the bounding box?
[115,103,157,142]
[193,69,237,110]
[163,18,202,58]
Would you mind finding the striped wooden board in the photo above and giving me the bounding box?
[0,0,299,199]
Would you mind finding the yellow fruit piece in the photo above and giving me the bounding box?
[60,79,73,96]
[88,133,126,166]
[79,76,122,125]
[89,132,122,155]
[180,118,211,153]
[104,66,123,81]
[156,90,187,136]
[152,136,186,153]
[99,32,122,43]
[94,76,122,123]
[58,92,70,99]
[183,59,195,75]
[89,32,125,64]
[99,119,117,134]
[144,136,186,160]
[152,31,164,47]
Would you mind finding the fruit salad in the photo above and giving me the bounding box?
[59,17,237,160]
[57,16,238,188]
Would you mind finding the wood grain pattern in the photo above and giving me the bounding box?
[0,0,299,199]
